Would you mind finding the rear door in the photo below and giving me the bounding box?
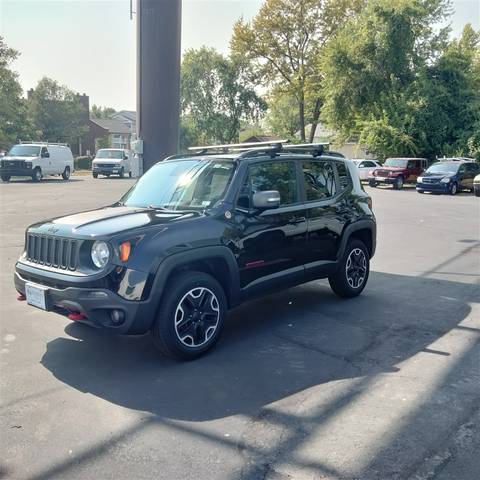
[459,163,478,189]
[234,160,308,293]
[301,160,347,278]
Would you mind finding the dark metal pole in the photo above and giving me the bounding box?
[137,0,181,172]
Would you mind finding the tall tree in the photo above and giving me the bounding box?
[91,105,116,118]
[231,0,365,142]
[321,0,454,158]
[28,77,88,145]
[0,37,35,150]
[181,47,266,145]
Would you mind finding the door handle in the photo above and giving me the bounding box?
[288,216,306,224]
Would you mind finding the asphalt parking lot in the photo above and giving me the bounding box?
[0,175,479,480]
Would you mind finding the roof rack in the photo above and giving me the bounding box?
[188,139,289,155]
[19,141,69,146]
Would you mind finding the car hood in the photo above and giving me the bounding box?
[3,156,37,161]
[423,172,455,178]
[28,206,202,238]
[92,158,122,164]
[376,166,406,172]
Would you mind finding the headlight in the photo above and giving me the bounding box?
[91,241,110,268]
[440,177,451,183]
[417,176,423,183]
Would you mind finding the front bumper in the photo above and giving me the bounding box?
[416,182,449,193]
[369,176,397,185]
[0,166,33,176]
[14,265,155,335]
[92,166,122,175]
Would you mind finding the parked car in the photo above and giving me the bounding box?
[368,158,428,189]
[0,142,74,182]
[474,173,480,197]
[352,159,382,180]
[417,161,480,195]
[92,148,133,178]
[14,141,376,360]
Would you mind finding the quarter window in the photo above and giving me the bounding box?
[302,162,336,201]
[238,161,298,209]
[336,162,351,190]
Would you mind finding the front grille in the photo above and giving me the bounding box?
[375,170,391,177]
[2,160,25,168]
[96,163,116,169]
[26,234,79,271]
[423,178,439,184]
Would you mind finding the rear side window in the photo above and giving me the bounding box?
[237,161,298,208]
[336,162,351,190]
[302,162,336,200]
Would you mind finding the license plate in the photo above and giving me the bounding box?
[376,176,387,181]
[25,283,48,310]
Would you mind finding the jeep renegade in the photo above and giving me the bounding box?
[14,142,376,360]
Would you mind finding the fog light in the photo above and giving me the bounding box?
[110,309,125,325]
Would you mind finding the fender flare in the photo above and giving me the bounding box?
[148,245,241,309]
[336,219,376,261]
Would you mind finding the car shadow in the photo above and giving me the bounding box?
[40,271,478,422]
[1,178,84,184]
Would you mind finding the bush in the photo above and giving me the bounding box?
[74,156,92,170]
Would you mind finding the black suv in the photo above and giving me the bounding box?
[14,142,376,360]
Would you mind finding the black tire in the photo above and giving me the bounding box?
[450,182,458,196]
[1,174,11,182]
[129,171,132,178]
[329,239,370,298]
[393,176,404,190]
[475,186,480,198]
[417,189,424,194]
[32,167,42,182]
[119,167,124,179]
[62,166,70,180]
[369,180,377,188]
[92,172,98,178]
[151,271,227,360]
[105,173,110,178]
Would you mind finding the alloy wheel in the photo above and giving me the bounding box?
[346,248,367,289]
[174,287,220,347]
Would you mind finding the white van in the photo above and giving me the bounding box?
[0,142,74,182]
[92,149,133,178]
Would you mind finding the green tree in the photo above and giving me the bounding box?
[28,77,88,145]
[231,0,366,142]
[0,37,35,150]
[264,89,301,141]
[91,105,116,118]
[181,47,266,145]
[321,0,455,158]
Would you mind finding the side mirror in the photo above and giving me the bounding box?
[42,152,50,158]
[252,190,281,210]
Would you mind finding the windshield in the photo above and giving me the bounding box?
[121,159,236,211]
[426,163,459,174]
[384,158,409,168]
[8,145,40,157]
[96,150,124,159]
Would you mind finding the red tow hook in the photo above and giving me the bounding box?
[68,312,87,321]
[17,294,26,301]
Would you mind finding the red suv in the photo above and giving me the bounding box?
[368,158,428,190]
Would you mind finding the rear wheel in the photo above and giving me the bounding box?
[474,186,480,197]
[1,174,11,182]
[151,271,227,360]
[329,239,370,298]
[393,176,404,190]
[62,166,70,180]
[32,167,42,182]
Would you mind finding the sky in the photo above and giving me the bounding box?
[1,0,479,111]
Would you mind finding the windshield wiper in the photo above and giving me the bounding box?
[147,205,198,214]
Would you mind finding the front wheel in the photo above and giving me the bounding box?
[450,182,458,195]
[62,166,70,180]
[329,239,370,298]
[417,189,424,194]
[1,174,11,182]
[32,167,42,182]
[475,186,480,198]
[119,167,124,179]
[393,176,404,190]
[129,171,132,178]
[151,271,227,360]
[368,180,377,188]
[92,172,98,178]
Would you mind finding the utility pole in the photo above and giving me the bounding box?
[135,0,182,173]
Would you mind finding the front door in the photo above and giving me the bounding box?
[459,163,479,190]
[233,160,307,295]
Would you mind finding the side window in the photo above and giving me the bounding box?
[364,161,375,167]
[302,161,336,201]
[238,161,298,209]
[336,162,351,190]
[407,160,415,169]
[41,147,48,157]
